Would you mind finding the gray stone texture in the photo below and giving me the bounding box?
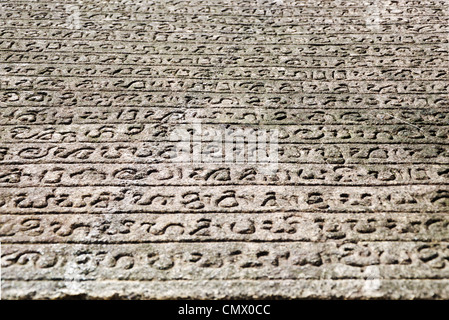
[1,0,449,299]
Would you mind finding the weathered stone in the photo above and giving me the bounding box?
[1,0,449,299]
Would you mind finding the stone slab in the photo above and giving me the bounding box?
[1,0,449,299]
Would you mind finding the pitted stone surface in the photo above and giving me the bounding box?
[1,0,449,299]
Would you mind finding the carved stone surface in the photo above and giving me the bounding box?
[1,0,449,299]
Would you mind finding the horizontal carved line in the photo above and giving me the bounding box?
[1,106,447,110]
[0,211,440,216]
[1,209,446,215]
[4,21,449,27]
[1,13,447,17]
[2,37,449,45]
[2,89,448,94]
[2,50,446,58]
[0,141,447,145]
[2,2,447,8]
[2,25,449,35]
[2,183,449,188]
[1,62,447,69]
[3,74,449,81]
[4,279,449,282]
[0,239,446,244]
[2,160,447,165]
[1,122,448,126]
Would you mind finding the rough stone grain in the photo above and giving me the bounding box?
[1,0,449,299]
